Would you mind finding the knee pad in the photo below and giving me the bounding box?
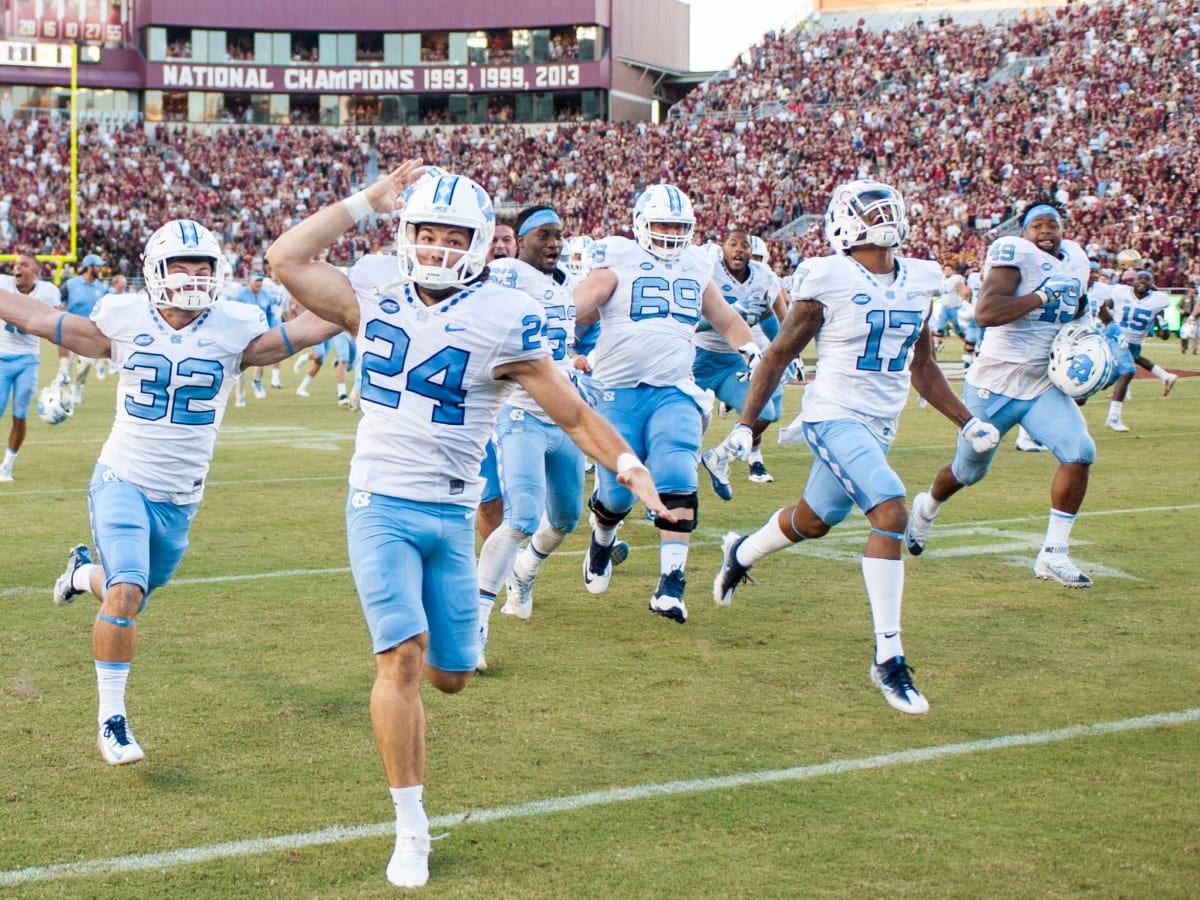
[588,493,626,528]
[655,491,698,533]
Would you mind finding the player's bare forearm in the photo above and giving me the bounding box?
[739,298,820,426]
[911,354,971,427]
[738,349,787,427]
[0,290,109,357]
[242,312,344,368]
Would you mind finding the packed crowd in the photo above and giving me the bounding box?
[2,0,1196,290]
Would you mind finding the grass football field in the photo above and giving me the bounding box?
[2,351,1198,898]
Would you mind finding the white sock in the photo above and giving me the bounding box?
[515,516,568,580]
[920,488,944,515]
[736,509,796,566]
[299,375,313,390]
[477,593,495,637]
[58,357,70,375]
[591,518,618,546]
[747,446,764,464]
[659,540,688,575]
[95,660,130,723]
[1108,400,1123,419]
[1150,365,1171,382]
[389,785,428,836]
[337,385,348,399]
[2,448,15,468]
[477,523,527,594]
[862,557,904,664]
[1042,508,1076,551]
[72,564,97,594]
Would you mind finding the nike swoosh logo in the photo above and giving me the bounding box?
[444,324,466,333]
[884,632,899,639]
[197,340,217,347]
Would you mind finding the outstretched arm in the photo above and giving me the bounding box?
[571,268,618,324]
[0,287,110,358]
[266,158,426,333]
[241,311,345,369]
[499,355,675,522]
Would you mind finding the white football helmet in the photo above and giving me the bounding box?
[632,184,695,261]
[1047,323,1115,399]
[397,173,495,290]
[142,219,231,310]
[824,180,909,253]
[37,383,74,425]
[750,235,770,265]
[563,235,594,276]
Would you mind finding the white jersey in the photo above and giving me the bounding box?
[782,253,941,442]
[589,237,711,407]
[970,235,1091,400]
[1085,279,1113,319]
[95,295,268,503]
[0,276,59,355]
[1107,284,1170,345]
[489,257,576,422]
[347,255,548,506]
[940,273,966,310]
[695,258,776,354]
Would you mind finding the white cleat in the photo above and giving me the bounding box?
[1162,373,1177,396]
[1105,417,1129,433]
[904,492,938,557]
[386,832,431,888]
[505,572,535,621]
[1034,548,1093,588]
[0,466,13,482]
[582,514,619,595]
[97,715,145,765]
[296,386,311,398]
[871,656,929,715]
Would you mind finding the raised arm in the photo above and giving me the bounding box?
[0,286,110,358]
[499,355,675,521]
[266,158,426,332]
[241,310,345,369]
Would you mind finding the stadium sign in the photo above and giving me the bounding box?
[0,39,71,67]
[149,60,603,94]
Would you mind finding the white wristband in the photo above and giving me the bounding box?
[616,452,645,477]
[342,190,373,223]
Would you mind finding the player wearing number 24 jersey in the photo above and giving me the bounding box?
[266,163,669,891]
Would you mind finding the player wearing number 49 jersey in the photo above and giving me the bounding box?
[267,162,669,891]
[709,179,992,716]
[0,219,342,768]
[904,196,1100,588]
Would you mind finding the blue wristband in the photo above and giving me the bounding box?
[279,322,295,356]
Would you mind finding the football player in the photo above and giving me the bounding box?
[573,183,758,625]
[266,163,669,890]
[0,219,342,766]
[904,196,1097,587]
[1099,267,1176,431]
[57,251,109,405]
[697,228,785,497]
[710,179,989,716]
[0,252,61,482]
[474,205,623,668]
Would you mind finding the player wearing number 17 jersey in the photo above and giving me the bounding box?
[267,164,669,890]
[0,219,342,768]
[709,180,992,716]
[574,183,758,626]
[904,196,1099,588]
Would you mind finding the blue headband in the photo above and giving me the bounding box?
[518,209,562,236]
[1022,204,1062,229]
[1134,269,1153,279]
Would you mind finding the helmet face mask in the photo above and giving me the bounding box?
[563,235,594,276]
[397,174,494,290]
[37,383,74,425]
[632,184,695,262]
[1047,324,1115,399]
[750,235,769,265]
[824,180,909,253]
[143,220,230,310]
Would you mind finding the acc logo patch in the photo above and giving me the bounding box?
[379,299,401,315]
[133,334,154,346]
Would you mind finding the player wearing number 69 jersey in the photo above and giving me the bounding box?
[904,195,1100,589]
[710,179,988,717]
[573,183,758,626]
[0,218,343,768]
